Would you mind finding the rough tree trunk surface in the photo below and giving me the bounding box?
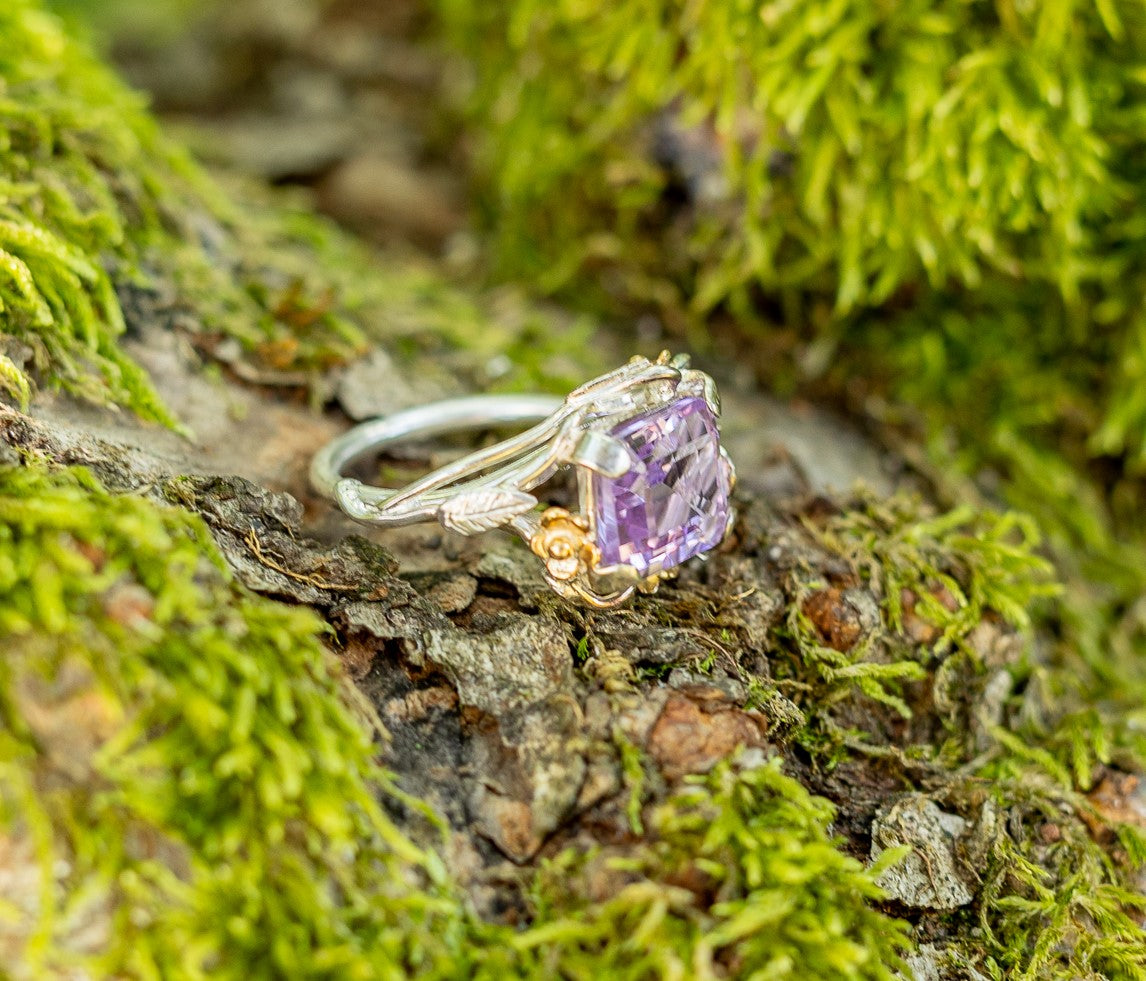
[1,2,1144,980]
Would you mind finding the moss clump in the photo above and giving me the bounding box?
[523,759,911,980]
[977,784,1146,980]
[748,491,1146,977]
[765,493,1057,752]
[436,0,1141,320]
[0,0,180,420]
[0,461,465,976]
[0,0,366,421]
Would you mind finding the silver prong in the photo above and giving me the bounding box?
[720,446,736,491]
[571,430,632,478]
[702,374,721,416]
[677,368,721,416]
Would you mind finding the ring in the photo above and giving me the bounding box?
[310,352,736,607]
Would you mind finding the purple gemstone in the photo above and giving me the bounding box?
[592,396,731,576]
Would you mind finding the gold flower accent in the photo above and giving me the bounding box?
[530,507,599,581]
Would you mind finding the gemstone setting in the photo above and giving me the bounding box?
[591,396,731,576]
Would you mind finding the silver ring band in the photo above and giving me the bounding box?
[309,394,561,506]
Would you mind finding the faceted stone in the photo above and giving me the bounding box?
[592,396,730,575]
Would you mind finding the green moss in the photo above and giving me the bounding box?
[522,759,912,981]
[436,0,1143,320]
[0,0,364,422]
[0,0,180,421]
[767,492,1056,750]
[0,460,472,976]
[974,786,1146,980]
[720,490,1146,976]
[843,288,1146,773]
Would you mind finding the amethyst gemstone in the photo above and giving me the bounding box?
[592,396,730,575]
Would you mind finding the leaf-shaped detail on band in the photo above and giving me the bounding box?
[438,487,537,536]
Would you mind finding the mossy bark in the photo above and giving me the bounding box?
[2,2,1145,979]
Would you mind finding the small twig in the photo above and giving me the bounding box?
[682,627,743,678]
[244,528,357,591]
